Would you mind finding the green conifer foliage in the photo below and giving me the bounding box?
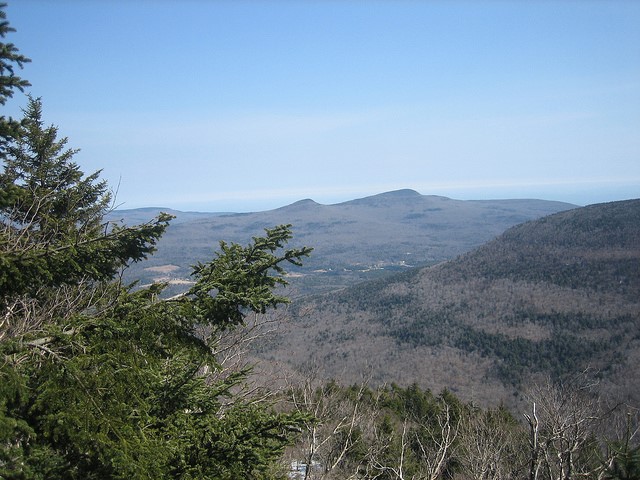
[0,2,30,154]
[0,223,311,478]
[0,97,172,300]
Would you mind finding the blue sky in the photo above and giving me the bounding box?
[5,1,640,211]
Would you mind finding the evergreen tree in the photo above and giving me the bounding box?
[0,99,312,477]
[0,222,311,478]
[0,2,30,153]
[0,97,312,478]
[0,96,169,301]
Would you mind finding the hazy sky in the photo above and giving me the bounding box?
[5,1,640,211]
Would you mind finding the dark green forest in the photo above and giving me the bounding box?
[1,5,638,479]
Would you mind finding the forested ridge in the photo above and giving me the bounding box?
[1,4,638,479]
[438,199,640,298]
[258,199,640,408]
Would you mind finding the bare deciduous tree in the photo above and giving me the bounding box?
[459,406,527,480]
[363,395,460,480]
[523,374,603,480]
[286,370,374,479]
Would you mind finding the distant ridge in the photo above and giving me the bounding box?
[107,208,228,225]
[115,189,576,298]
[111,189,574,217]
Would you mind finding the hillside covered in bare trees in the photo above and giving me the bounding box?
[256,199,640,407]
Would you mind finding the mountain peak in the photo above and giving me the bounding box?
[276,198,320,211]
[292,198,318,205]
[382,188,421,197]
[343,188,425,207]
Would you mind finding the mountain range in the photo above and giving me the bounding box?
[111,189,575,296]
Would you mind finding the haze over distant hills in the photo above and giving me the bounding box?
[253,198,640,407]
[111,189,576,295]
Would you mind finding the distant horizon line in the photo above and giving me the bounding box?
[110,187,640,214]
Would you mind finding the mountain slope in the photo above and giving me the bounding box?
[255,199,640,406]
